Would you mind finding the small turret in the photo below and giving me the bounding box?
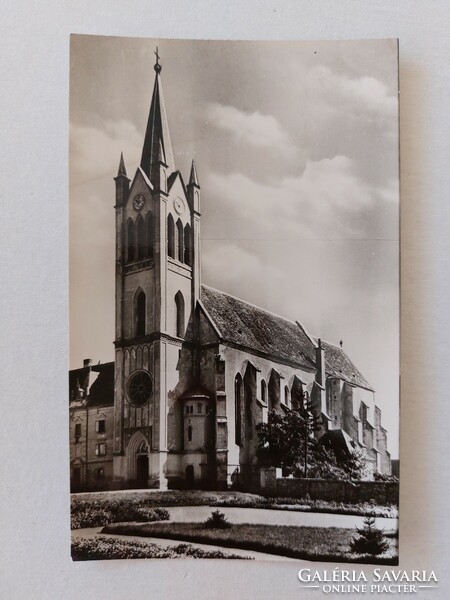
[187,159,200,213]
[114,152,130,208]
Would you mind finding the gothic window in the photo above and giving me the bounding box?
[284,385,290,408]
[234,374,242,446]
[167,214,175,259]
[136,290,146,336]
[261,380,267,404]
[74,423,81,439]
[127,371,153,407]
[268,370,280,411]
[184,224,192,266]
[174,291,185,338]
[187,425,193,442]
[136,215,145,260]
[146,211,154,259]
[127,219,136,262]
[175,219,184,262]
[197,403,202,414]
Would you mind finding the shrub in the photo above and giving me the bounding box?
[350,516,389,556]
[204,509,232,529]
[71,501,169,529]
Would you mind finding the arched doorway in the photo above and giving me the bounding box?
[136,440,149,487]
[127,431,150,485]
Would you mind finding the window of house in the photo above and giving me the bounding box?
[186,405,189,415]
[95,419,105,434]
[261,380,267,404]
[197,403,202,414]
[75,423,81,439]
[190,405,193,414]
[187,425,193,442]
[96,443,106,456]
[94,467,105,480]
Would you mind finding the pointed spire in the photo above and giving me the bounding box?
[117,152,127,177]
[188,160,200,187]
[140,50,175,181]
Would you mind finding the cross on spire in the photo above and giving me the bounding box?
[154,46,161,73]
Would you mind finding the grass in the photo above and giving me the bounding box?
[71,535,252,560]
[102,522,398,564]
[72,490,397,520]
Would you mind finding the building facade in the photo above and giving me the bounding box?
[69,56,391,492]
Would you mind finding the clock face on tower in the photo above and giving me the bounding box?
[173,197,185,215]
[133,193,145,211]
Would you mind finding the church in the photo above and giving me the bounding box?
[69,53,391,492]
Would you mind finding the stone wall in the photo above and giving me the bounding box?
[262,473,398,504]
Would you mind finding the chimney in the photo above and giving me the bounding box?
[315,339,325,387]
[83,358,92,368]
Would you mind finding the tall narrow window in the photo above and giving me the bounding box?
[284,385,290,408]
[184,224,192,266]
[136,215,145,260]
[261,380,267,404]
[234,374,242,446]
[136,291,146,336]
[175,219,184,262]
[146,212,154,259]
[174,292,185,337]
[167,214,175,259]
[187,425,193,442]
[127,220,136,262]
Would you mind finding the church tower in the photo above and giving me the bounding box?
[112,51,200,488]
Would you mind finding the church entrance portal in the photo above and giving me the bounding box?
[136,454,149,486]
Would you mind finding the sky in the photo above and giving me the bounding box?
[69,36,399,457]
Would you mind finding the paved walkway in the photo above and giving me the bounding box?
[166,506,398,532]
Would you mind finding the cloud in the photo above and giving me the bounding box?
[206,155,397,242]
[205,103,297,157]
[301,65,397,122]
[70,119,142,183]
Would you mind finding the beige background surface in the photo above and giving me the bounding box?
[0,1,449,599]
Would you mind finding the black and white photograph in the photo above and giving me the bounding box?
[69,35,400,564]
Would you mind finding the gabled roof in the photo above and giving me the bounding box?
[69,362,114,407]
[319,339,374,392]
[200,285,316,370]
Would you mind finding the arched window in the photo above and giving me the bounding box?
[175,219,184,262]
[184,224,192,266]
[146,212,154,259]
[187,425,193,442]
[174,291,185,338]
[167,214,175,259]
[136,290,146,336]
[136,215,145,260]
[234,374,242,446]
[268,370,280,412]
[261,380,267,404]
[127,219,136,263]
[284,385,290,408]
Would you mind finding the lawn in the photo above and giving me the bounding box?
[102,521,398,564]
[71,490,397,523]
[72,535,252,560]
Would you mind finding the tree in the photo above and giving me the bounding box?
[256,409,367,480]
[350,515,389,555]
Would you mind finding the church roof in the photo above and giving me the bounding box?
[200,285,316,370]
[318,339,374,392]
[140,62,175,179]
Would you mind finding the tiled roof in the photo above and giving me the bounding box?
[319,340,374,392]
[200,285,316,370]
